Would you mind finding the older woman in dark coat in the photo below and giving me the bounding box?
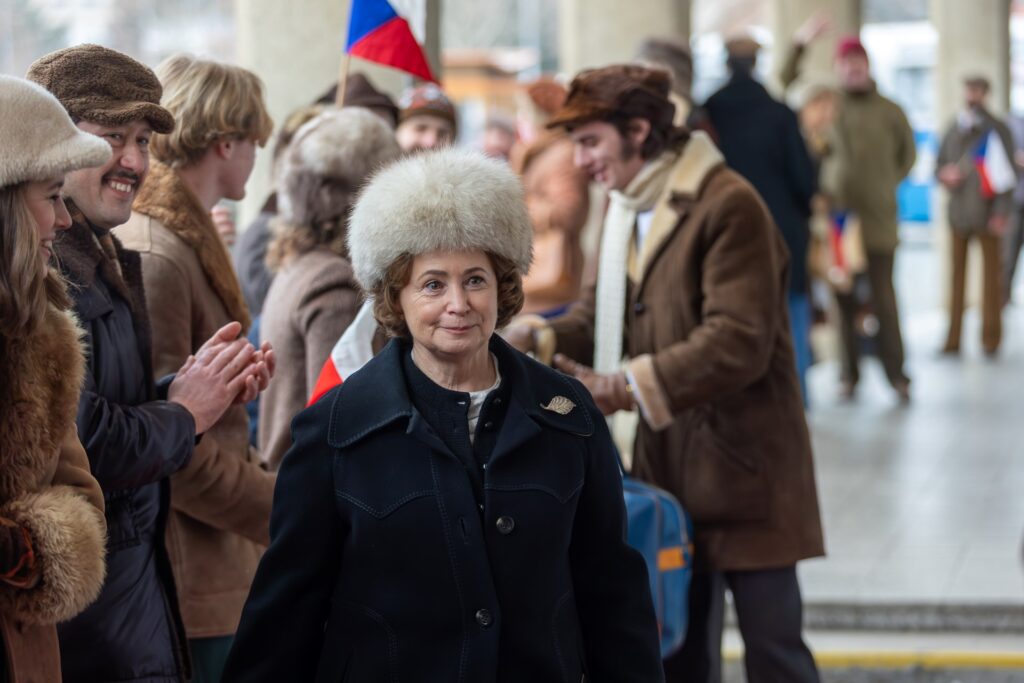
[223,149,663,682]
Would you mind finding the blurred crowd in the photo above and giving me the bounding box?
[0,9,1020,683]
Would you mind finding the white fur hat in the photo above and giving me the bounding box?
[277,107,402,228]
[0,75,111,188]
[348,148,533,291]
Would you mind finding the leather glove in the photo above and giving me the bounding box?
[553,354,634,416]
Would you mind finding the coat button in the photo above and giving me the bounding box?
[484,421,494,430]
[475,608,493,628]
[493,397,502,405]
[496,516,515,535]
[634,302,646,314]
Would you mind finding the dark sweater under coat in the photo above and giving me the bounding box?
[704,71,817,293]
[223,336,663,682]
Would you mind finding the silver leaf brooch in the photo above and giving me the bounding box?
[541,396,576,415]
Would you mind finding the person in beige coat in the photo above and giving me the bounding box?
[114,55,277,683]
[0,74,109,683]
[506,65,824,683]
[259,108,401,469]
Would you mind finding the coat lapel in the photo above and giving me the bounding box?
[627,132,725,288]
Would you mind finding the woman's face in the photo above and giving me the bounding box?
[23,176,72,267]
[399,248,498,364]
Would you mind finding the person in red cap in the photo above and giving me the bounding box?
[505,63,823,683]
[783,30,917,403]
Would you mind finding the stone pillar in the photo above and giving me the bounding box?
[931,0,1011,125]
[233,0,406,229]
[930,0,1012,316]
[769,0,861,91]
[557,0,691,76]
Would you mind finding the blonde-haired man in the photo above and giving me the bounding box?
[114,53,276,683]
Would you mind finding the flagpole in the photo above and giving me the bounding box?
[336,52,351,107]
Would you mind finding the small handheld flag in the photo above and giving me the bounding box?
[346,0,437,83]
[308,300,379,406]
[973,130,1016,200]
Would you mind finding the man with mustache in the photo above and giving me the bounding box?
[28,44,270,682]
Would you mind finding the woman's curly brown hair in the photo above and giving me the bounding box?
[370,251,524,338]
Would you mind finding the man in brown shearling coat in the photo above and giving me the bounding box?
[506,65,824,683]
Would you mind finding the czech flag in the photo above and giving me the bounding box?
[974,129,1016,200]
[308,300,378,406]
[346,0,437,83]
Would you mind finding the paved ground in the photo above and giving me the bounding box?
[798,239,1024,608]
[723,237,1024,680]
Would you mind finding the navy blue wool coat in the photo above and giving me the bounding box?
[223,336,662,682]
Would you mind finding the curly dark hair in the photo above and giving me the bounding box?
[370,251,524,338]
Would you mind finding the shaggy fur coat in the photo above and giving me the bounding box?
[0,305,106,680]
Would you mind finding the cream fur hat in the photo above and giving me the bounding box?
[348,148,533,291]
[0,75,111,188]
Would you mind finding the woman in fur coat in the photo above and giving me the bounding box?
[0,76,109,681]
[258,108,401,469]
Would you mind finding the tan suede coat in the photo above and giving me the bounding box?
[258,248,362,469]
[0,306,106,681]
[549,135,825,570]
[116,163,275,639]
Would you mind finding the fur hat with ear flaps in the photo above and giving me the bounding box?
[277,107,402,230]
[347,148,533,292]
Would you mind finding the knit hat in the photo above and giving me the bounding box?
[0,75,112,188]
[277,107,401,229]
[398,83,457,132]
[26,44,175,134]
[546,64,676,132]
[348,148,533,292]
[835,36,868,61]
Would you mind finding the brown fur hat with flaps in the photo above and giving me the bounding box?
[546,64,676,133]
[27,44,175,134]
[347,148,533,292]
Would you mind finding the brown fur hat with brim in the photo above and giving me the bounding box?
[26,44,175,134]
[546,63,676,132]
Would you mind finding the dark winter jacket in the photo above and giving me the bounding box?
[223,336,663,682]
[704,71,817,293]
[54,214,195,683]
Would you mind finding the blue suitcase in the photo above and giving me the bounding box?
[622,476,694,658]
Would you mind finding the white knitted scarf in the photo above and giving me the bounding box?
[593,152,679,373]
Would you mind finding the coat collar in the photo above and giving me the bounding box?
[132,162,251,331]
[327,335,594,450]
[627,131,725,284]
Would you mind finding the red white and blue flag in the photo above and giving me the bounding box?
[308,300,378,406]
[973,130,1016,200]
[346,0,437,83]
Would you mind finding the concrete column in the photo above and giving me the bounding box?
[769,0,861,91]
[931,0,1011,125]
[557,0,691,76]
[233,0,406,229]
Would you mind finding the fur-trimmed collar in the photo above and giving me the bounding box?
[132,162,251,331]
[54,207,157,402]
[0,306,85,499]
[628,131,725,282]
